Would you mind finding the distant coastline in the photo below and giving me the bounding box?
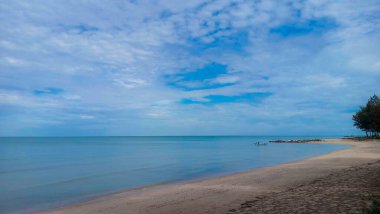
[269,139,322,143]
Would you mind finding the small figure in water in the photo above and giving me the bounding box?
[254,141,267,146]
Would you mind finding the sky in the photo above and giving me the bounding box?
[0,0,380,136]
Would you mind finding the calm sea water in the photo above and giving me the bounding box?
[0,136,347,213]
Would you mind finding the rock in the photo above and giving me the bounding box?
[269,139,322,143]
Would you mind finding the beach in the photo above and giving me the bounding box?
[42,139,380,214]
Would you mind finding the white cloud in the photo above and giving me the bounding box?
[212,75,240,84]
[0,0,379,136]
[79,114,95,120]
[114,78,148,89]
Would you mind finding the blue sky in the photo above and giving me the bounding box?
[0,0,380,136]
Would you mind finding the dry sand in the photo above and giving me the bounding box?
[43,139,380,214]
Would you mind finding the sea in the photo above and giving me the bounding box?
[0,136,348,213]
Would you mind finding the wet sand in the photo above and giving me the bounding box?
[229,159,380,213]
[43,139,380,214]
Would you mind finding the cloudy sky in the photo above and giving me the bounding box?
[1,0,379,136]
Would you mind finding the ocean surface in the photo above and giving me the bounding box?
[0,136,348,213]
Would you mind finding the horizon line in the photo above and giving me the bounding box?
[0,134,349,138]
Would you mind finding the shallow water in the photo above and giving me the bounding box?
[0,136,348,213]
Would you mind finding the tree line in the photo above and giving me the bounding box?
[352,94,380,137]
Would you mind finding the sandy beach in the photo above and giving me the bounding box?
[43,139,380,214]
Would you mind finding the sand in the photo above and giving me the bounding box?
[229,159,380,213]
[42,139,380,214]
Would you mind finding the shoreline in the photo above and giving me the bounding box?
[42,139,380,214]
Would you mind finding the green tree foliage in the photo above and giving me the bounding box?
[353,95,380,136]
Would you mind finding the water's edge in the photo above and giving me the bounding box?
[0,137,347,214]
[42,141,351,214]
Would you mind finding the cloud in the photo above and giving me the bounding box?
[181,92,272,105]
[0,0,379,136]
[79,114,95,120]
[33,87,64,95]
[114,78,148,89]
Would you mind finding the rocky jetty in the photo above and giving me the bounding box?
[269,139,322,143]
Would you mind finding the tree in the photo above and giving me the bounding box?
[353,106,371,136]
[352,94,380,137]
[367,95,380,135]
